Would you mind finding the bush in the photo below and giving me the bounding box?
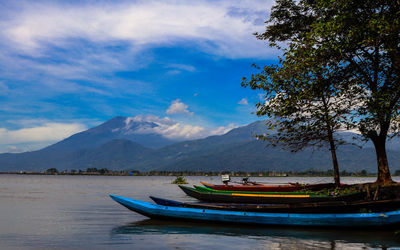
[172,176,188,184]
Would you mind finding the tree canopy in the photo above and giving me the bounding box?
[243,0,400,184]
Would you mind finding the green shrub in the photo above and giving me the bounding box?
[172,176,188,184]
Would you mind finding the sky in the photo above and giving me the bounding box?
[0,0,279,153]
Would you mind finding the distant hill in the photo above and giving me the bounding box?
[154,142,400,172]
[0,117,400,173]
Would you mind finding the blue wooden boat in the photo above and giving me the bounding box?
[109,194,400,227]
[149,196,400,214]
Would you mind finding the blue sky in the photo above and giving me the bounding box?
[0,0,279,153]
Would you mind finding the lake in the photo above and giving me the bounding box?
[1,175,399,249]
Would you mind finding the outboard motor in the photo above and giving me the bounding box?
[221,174,230,185]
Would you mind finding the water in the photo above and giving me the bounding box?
[1,175,400,249]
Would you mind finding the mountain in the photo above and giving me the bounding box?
[43,116,176,153]
[1,117,400,173]
[155,141,400,172]
[0,116,173,171]
[67,139,154,170]
[0,119,270,172]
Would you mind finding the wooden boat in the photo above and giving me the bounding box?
[179,185,364,204]
[109,194,400,227]
[150,196,400,214]
[200,181,345,192]
[194,185,314,195]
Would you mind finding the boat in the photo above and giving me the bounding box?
[194,185,314,195]
[109,194,400,227]
[179,185,364,204]
[150,196,400,214]
[200,181,345,192]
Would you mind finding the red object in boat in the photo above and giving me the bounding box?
[200,181,344,192]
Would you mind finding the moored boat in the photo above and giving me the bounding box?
[180,185,364,204]
[109,194,400,227]
[150,196,400,214]
[194,185,314,195]
[200,181,345,192]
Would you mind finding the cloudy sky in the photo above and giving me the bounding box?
[0,0,278,153]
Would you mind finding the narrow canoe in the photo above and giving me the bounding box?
[180,185,364,204]
[194,186,314,195]
[109,194,400,227]
[150,196,400,214]
[200,181,345,192]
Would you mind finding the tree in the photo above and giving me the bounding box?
[46,168,58,174]
[242,3,360,187]
[244,0,400,184]
[86,168,98,173]
[243,53,358,186]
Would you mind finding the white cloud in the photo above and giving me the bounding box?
[210,123,237,135]
[1,0,277,59]
[238,98,248,105]
[5,145,22,153]
[125,115,236,140]
[166,99,193,116]
[0,122,87,145]
[338,127,362,134]
[0,0,278,114]
[165,64,196,72]
[156,123,205,140]
[164,64,196,75]
[128,114,176,126]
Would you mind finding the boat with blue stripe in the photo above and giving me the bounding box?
[109,194,400,227]
[179,185,364,204]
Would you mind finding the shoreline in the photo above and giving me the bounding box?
[0,172,382,177]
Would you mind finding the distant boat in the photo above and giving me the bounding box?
[179,185,363,204]
[200,181,345,192]
[109,194,400,227]
[150,196,400,214]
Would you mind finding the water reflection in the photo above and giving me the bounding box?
[111,219,400,249]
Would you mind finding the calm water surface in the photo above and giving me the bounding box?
[1,175,400,249]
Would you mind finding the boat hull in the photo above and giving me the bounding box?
[200,181,344,192]
[110,194,400,227]
[194,185,311,195]
[150,196,400,214]
[180,185,363,204]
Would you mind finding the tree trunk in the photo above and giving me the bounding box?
[330,146,340,187]
[372,136,393,184]
[321,95,340,187]
[327,130,340,187]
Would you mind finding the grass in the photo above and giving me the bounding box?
[172,176,188,184]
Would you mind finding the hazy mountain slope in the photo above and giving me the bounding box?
[68,139,154,170]
[155,142,400,173]
[125,121,268,171]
